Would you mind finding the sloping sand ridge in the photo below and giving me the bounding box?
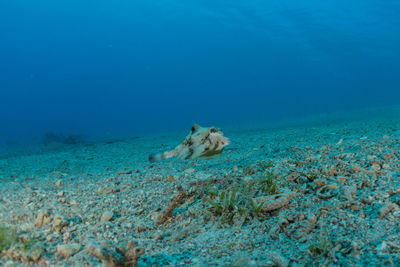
[1,109,400,266]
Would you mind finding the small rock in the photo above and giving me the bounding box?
[269,251,289,267]
[337,177,348,184]
[35,209,51,227]
[255,192,296,213]
[46,234,56,242]
[55,180,62,187]
[325,167,338,176]
[184,168,196,174]
[233,257,255,266]
[393,210,400,217]
[317,185,338,200]
[384,154,395,160]
[53,215,68,232]
[166,175,176,182]
[327,183,338,190]
[314,179,326,189]
[57,243,81,258]
[101,211,114,222]
[383,163,390,169]
[153,234,164,241]
[63,231,71,242]
[86,241,144,266]
[379,202,399,219]
[371,164,381,171]
[53,215,67,226]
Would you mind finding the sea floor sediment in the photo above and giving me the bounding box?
[1,113,400,266]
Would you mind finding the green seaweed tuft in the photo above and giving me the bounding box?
[0,226,17,253]
[308,234,334,258]
[201,161,283,224]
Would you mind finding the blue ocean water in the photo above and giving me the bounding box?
[1,0,400,143]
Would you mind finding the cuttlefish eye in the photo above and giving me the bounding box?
[210,128,218,133]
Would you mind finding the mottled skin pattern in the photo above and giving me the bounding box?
[149,124,230,162]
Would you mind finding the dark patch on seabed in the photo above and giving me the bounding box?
[1,109,400,266]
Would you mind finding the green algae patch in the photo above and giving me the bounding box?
[0,226,17,253]
[202,161,283,224]
[0,226,45,264]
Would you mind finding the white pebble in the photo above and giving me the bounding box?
[101,211,114,222]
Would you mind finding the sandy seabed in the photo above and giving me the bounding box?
[1,109,400,266]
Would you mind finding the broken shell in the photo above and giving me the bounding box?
[379,202,399,219]
[316,185,338,200]
[254,192,296,213]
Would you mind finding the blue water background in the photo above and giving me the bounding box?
[1,0,400,143]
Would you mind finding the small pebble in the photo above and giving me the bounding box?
[101,211,114,222]
[184,168,196,174]
[383,163,390,169]
[167,175,176,182]
[55,180,62,187]
[371,164,381,171]
[57,244,81,258]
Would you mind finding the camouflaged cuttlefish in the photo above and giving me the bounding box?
[149,124,230,162]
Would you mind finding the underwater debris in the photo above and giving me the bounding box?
[34,209,52,227]
[379,202,399,219]
[149,124,230,162]
[268,251,289,267]
[86,241,144,267]
[52,214,68,233]
[156,185,194,225]
[305,214,318,234]
[42,131,64,145]
[42,131,85,145]
[316,185,338,200]
[254,192,295,213]
[63,134,85,145]
[57,243,81,258]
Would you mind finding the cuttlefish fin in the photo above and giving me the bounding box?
[191,124,201,134]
